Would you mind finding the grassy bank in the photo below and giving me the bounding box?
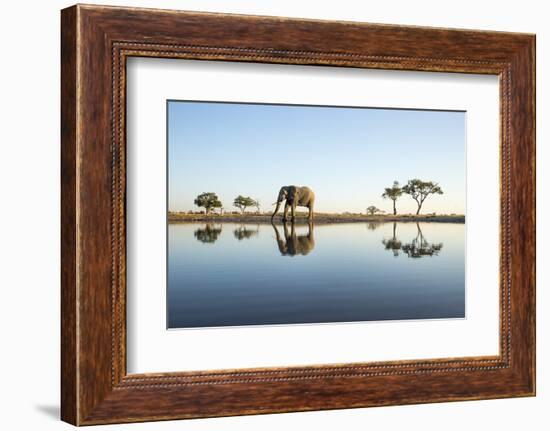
[168,212,465,224]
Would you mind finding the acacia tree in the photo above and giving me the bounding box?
[366,205,383,215]
[382,181,403,215]
[194,192,222,215]
[402,179,443,215]
[233,195,256,214]
[254,199,261,213]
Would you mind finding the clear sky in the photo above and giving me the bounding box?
[168,101,465,215]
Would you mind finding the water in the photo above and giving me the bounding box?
[168,221,465,329]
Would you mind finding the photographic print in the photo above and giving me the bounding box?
[167,100,465,329]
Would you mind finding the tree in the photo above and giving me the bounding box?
[194,192,222,215]
[402,179,443,215]
[366,205,383,215]
[254,199,261,213]
[382,181,403,215]
[233,195,256,214]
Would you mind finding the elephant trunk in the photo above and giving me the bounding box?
[271,201,281,219]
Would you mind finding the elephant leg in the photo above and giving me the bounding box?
[288,222,297,255]
[291,203,296,220]
[283,202,289,221]
[308,204,314,220]
[283,221,291,239]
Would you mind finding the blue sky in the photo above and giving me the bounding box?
[168,101,465,214]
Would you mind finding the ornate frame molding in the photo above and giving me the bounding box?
[61,5,535,425]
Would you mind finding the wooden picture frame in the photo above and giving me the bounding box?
[61,4,535,425]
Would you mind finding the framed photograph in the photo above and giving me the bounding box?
[61,4,535,425]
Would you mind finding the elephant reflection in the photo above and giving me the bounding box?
[194,224,222,244]
[272,221,315,256]
[382,222,443,258]
[234,225,260,241]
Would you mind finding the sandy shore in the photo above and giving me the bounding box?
[168,213,465,224]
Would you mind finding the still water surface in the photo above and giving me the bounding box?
[168,222,465,329]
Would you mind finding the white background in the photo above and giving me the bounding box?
[127,59,499,373]
[0,0,547,430]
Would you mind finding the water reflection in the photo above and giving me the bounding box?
[382,222,402,257]
[192,221,444,259]
[272,221,315,256]
[234,225,260,241]
[401,223,443,258]
[194,224,222,244]
[382,222,443,258]
[168,221,464,328]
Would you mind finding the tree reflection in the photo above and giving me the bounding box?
[382,222,443,258]
[382,222,402,257]
[401,223,443,258]
[194,224,222,244]
[367,222,382,231]
[234,225,260,241]
[272,221,315,256]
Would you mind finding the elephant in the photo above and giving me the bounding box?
[272,221,315,256]
[271,185,315,221]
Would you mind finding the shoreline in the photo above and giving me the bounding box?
[167,214,465,224]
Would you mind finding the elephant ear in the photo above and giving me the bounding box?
[288,185,297,199]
